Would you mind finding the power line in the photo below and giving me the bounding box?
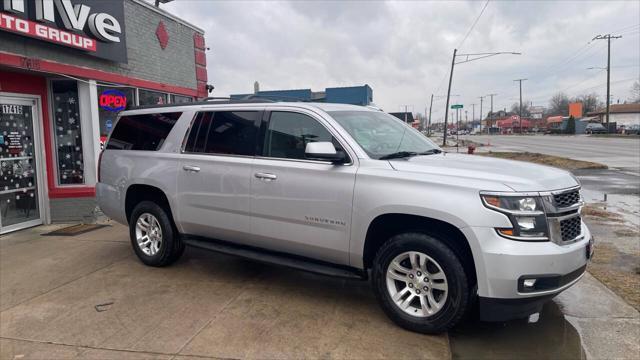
[434,0,490,94]
[457,0,490,50]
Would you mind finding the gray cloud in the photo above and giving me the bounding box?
[159,0,639,120]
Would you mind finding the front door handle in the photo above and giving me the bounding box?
[254,172,277,181]
[183,165,201,172]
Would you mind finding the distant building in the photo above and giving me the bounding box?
[230,84,373,106]
[530,106,546,120]
[389,112,417,126]
[587,103,640,127]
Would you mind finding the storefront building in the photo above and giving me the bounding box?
[1,0,207,233]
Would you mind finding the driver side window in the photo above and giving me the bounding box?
[263,112,339,160]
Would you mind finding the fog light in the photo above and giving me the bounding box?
[523,279,537,288]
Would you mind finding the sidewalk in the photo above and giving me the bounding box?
[1,223,638,359]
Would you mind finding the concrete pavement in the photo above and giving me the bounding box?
[1,223,638,359]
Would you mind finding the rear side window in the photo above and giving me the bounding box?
[184,111,258,156]
[106,112,182,150]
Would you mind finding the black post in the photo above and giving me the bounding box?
[479,96,484,133]
[456,108,460,153]
[443,49,457,147]
[606,35,611,132]
[519,80,523,134]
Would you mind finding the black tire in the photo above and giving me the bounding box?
[372,232,470,334]
[129,200,184,267]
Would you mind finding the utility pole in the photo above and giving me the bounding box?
[443,48,457,146]
[428,94,434,136]
[479,96,484,133]
[593,34,622,133]
[488,93,497,134]
[514,79,527,134]
[471,104,476,123]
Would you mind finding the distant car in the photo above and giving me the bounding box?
[585,123,607,134]
[624,124,640,135]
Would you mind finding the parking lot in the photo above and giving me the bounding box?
[1,223,638,359]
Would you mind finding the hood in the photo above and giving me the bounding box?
[388,153,578,192]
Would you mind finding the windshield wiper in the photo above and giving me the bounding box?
[379,151,418,160]
[417,149,442,155]
[379,149,442,160]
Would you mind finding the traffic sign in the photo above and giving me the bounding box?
[451,104,463,109]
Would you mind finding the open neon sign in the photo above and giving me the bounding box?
[99,89,127,112]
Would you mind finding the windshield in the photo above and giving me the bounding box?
[328,110,440,159]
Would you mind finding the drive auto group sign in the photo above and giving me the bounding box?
[0,0,127,62]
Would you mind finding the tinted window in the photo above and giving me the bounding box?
[185,111,258,156]
[106,112,182,150]
[263,112,338,160]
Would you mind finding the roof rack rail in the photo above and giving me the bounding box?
[239,94,311,102]
[127,97,274,110]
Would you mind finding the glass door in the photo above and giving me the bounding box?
[0,96,43,234]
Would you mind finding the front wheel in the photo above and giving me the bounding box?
[129,201,184,267]
[372,232,470,334]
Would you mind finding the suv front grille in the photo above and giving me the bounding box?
[560,216,581,241]
[554,190,580,208]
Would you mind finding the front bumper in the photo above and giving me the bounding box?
[462,222,592,320]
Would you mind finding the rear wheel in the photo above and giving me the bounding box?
[129,201,184,267]
[372,232,470,334]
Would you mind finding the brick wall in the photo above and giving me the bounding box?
[0,0,201,90]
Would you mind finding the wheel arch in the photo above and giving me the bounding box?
[362,213,477,287]
[125,184,176,228]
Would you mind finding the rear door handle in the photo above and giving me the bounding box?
[254,172,277,181]
[183,165,201,172]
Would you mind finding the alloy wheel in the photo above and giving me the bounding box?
[135,213,163,256]
[386,251,449,317]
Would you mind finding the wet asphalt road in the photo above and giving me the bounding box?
[464,134,640,171]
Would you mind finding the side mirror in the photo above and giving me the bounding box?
[305,142,347,163]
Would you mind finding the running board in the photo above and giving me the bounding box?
[183,237,366,280]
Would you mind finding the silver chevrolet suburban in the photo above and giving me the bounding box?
[97,100,593,333]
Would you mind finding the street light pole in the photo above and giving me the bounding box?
[443,48,457,147]
[441,50,521,145]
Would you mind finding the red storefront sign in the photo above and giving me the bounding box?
[0,12,96,52]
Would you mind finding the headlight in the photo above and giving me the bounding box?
[481,194,549,241]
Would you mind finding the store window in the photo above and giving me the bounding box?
[51,80,84,185]
[139,89,168,106]
[171,94,193,104]
[97,86,135,137]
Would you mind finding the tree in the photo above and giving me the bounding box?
[573,93,603,114]
[565,115,576,134]
[549,92,570,116]
[509,101,531,117]
[630,81,640,104]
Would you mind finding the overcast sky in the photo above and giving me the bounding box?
[158,0,639,121]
